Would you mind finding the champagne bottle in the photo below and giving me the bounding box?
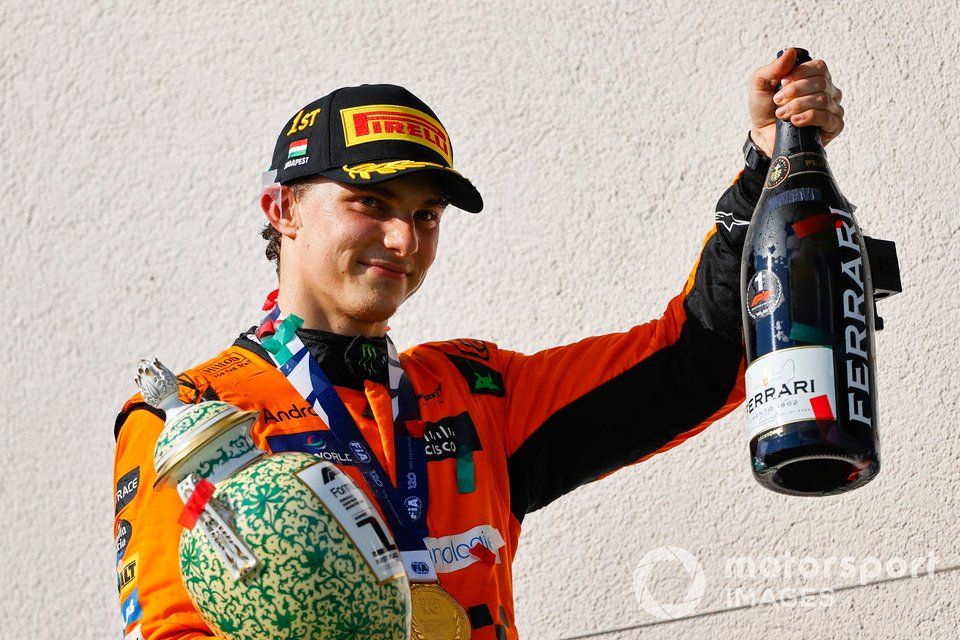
[741,47,880,496]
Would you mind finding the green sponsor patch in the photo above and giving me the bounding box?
[446,354,505,397]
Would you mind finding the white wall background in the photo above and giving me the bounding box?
[1,1,957,638]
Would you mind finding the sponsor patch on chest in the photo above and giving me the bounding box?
[423,412,482,462]
[266,430,356,466]
[423,524,506,573]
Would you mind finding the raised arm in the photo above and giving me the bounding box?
[500,48,845,522]
[501,163,765,520]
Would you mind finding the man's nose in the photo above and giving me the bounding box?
[382,215,418,256]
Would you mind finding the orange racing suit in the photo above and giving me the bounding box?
[113,163,764,640]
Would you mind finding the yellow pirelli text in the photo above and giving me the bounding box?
[340,105,453,165]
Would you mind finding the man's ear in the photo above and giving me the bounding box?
[260,185,300,239]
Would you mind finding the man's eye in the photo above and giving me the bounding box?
[415,210,440,225]
[359,197,380,208]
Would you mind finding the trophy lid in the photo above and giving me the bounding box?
[136,358,259,487]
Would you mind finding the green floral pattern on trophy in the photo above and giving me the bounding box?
[193,431,258,481]
[154,401,236,463]
[180,452,410,640]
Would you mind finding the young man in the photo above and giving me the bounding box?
[113,48,844,640]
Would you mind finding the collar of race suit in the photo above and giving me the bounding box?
[300,327,389,389]
[245,325,389,390]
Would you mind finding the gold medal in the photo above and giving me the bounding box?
[410,582,471,640]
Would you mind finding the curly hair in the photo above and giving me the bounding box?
[260,223,282,278]
[260,176,325,278]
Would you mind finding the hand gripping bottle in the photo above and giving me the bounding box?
[741,48,899,496]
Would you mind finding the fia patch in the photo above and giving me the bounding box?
[423,412,483,462]
[115,467,140,515]
[404,495,423,521]
[115,519,132,561]
[446,354,505,397]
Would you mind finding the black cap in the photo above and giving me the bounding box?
[267,84,483,213]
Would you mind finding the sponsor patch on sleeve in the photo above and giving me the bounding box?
[446,354,505,397]
[199,352,253,379]
[115,467,140,515]
[115,519,132,561]
[120,588,143,627]
[117,553,138,596]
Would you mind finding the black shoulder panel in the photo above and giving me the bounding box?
[505,168,760,522]
[113,403,165,440]
[506,309,741,523]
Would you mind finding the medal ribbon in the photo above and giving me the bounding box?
[253,295,435,580]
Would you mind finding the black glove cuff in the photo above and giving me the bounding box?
[742,130,770,171]
[737,160,767,206]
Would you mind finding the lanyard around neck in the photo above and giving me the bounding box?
[253,295,435,580]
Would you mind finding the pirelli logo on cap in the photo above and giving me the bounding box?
[340,104,452,166]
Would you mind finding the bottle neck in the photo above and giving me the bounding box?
[772,116,826,158]
[770,47,824,158]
